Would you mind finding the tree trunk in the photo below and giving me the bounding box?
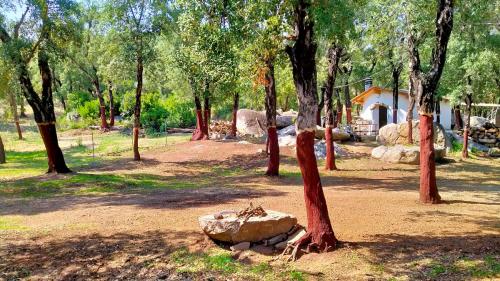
[392,67,401,124]
[286,0,337,253]
[407,80,416,144]
[108,80,115,127]
[419,114,440,203]
[8,92,23,140]
[0,135,5,164]
[230,92,239,137]
[323,44,342,171]
[37,51,71,173]
[317,86,325,126]
[203,95,210,139]
[435,97,441,124]
[407,0,453,204]
[191,95,207,141]
[335,89,343,126]
[344,79,352,125]
[133,55,143,161]
[462,79,472,158]
[453,105,463,129]
[19,98,27,118]
[38,123,71,173]
[93,79,109,131]
[264,59,279,176]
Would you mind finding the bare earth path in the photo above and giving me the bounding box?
[0,140,499,280]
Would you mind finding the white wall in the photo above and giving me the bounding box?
[359,89,452,130]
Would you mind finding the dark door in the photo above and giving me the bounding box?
[379,106,387,128]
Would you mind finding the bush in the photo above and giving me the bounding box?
[77,99,100,121]
[163,94,195,129]
[141,92,168,135]
[67,91,93,111]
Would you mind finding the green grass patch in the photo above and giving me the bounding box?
[0,172,201,198]
[169,247,307,280]
[0,217,29,231]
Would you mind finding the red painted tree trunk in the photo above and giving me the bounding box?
[230,93,239,137]
[38,123,71,173]
[191,96,208,141]
[419,115,440,203]
[266,127,279,176]
[297,131,337,250]
[286,0,337,254]
[108,80,115,127]
[325,126,337,170]
[264,59,279,176]
[93,80,109,131]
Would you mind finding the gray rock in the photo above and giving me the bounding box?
[378,121,448,147]
[371,145,388,159]
[276,115,294,128]
[372,145,445,164]
[275,228,307,250]
[313,140,347,159]
[230,242,250,251]
[488,147,500,157]
[236,109,267,137]
[199,210,297,243]
[251,245,274,255]
[278,125,296,136]
[470,116,488,127]
[265,233,287,246]
[315,126,351,141]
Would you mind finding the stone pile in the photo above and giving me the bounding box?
[209,120,233,139]
[457,122,499,149]
[199,205,306,254]
[371,145,446,164]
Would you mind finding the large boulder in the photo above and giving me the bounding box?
[371,145,446,164]
[278,135,296,147]
[237,109,296,137]
[378,121,447,147]
[276,115,294,128]
[278,124,296,136]
[236,109,267,137]
[199,210,297,243]
[314,126,351,141]
[469,116,489,128]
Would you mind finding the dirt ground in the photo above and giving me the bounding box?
[0,139,499,280]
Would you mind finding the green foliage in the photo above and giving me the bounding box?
[67,91,93,111]
[163,94,196,128]
[77,99,100,120]
[141,92,168,134]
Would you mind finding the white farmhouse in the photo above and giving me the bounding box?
[351,85,452,135]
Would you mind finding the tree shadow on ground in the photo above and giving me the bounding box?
[349,233,500,280]
[0,230,211,280]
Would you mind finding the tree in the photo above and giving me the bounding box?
[0,134,5,164]
[108,0,165,160]
[0,0,73,173]
[0,62,23,139]
[241,0,286,176]
[438,0,498,158]
[285,0,337,258]
[406,0,454,204]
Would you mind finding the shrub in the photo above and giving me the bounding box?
[77,99,100,121]
[67,91,93,111]
[141,92,168,135]
[163,94,195,129]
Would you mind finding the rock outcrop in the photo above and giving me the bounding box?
[236,109,294,137]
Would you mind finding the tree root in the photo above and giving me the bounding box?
[278,231,337,262]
